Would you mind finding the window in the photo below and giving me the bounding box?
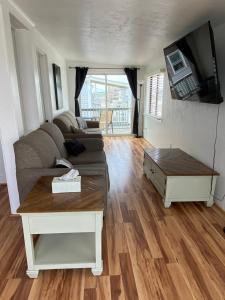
[167,50,187,74]
[145,73,164,119]
[79,74,132,134]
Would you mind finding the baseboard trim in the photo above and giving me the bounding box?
[103,134,135,137]
[215,202,225,215]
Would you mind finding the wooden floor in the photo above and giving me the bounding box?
[1,137,225,300]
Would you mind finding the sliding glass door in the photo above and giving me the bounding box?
[79,74,132,135]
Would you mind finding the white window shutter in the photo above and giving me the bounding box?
[145,73,164,119]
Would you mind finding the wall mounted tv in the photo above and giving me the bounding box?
[163,21,223,104]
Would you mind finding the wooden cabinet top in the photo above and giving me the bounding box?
[17,176,105,214]
[144,148,219,176]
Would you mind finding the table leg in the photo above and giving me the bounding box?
[92,213,103,276]
[205,176,217,207]
[22,216,39,278]
[26,270,39,278]
[164,196,171,208]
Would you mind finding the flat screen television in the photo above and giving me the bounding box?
[163,21,223,104]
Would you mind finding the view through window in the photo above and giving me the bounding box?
[80,75,132,134]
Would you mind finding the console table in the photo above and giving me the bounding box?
[17,176,104,278]
[143,148,219,208]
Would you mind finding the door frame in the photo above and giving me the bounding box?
[36,50,52,122]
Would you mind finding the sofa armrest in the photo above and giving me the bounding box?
[86,120,100,128]
[76,138,104,151]
[17,168,70,202]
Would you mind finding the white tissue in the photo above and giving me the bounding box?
[59,169,79,181]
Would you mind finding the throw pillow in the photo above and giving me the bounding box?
[64,140,86,156]
[71,126,86,134]
[76,117,88,129]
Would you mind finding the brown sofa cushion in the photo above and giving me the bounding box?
[40,123,68,158]
[14,129,61,169]
[86,120,100,128]
[53,115,73,133]
[14,142,43,170]
[68,151,106,165]
[64,111,79,129]
[64,132,103,139]
[75,138,104,152]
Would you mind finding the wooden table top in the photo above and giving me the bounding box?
[17,176,105,214]
[144,148,219,176]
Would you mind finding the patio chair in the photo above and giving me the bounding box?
[99,110,113,134]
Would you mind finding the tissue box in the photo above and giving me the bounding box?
[52,176,81,193]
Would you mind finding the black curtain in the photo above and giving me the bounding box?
[74,67,88,116]
[124,68,139,136]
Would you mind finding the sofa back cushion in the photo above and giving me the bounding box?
[14,142,43,170]
[64,111,79,129]
[14,129,61,170]
[40,123,68,158]
[53,115,73,133]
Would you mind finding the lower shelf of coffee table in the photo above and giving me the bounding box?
[34,233,96,269]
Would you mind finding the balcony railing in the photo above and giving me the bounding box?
[81,107,132,134]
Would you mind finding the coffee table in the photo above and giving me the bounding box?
[17,176,104,278]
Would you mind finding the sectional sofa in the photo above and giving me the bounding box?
[14,123,109,212]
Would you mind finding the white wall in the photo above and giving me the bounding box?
[0,0,69,212]
[143,22,225,211]
[0,141,6,184]
[0,0,20,212]
[66,61,145,135]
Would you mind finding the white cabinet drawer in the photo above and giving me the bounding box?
[28,214,96,234]
[144,156,166,197]
[144,153,152,167]
[151,161,166,186]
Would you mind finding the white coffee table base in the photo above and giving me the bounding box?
[20,211,103,278]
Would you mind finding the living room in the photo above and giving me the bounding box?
[0,0,225,299]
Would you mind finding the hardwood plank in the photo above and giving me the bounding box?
[106,223,128,275]
[84,288,97,300]
[124,223,160,300]
[96,276,111,300]
[180,239,217,300]
[119,253,139,300]
[11,279,33,300]
[84,269,97,289]
[166,263,196,300]
[110,275,123,300]
[0,279,21,300]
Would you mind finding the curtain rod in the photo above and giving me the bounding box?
[68,67,140,70]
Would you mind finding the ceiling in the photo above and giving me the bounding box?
[14,0,225,65]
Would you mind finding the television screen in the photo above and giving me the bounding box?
[164,22,223,104]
